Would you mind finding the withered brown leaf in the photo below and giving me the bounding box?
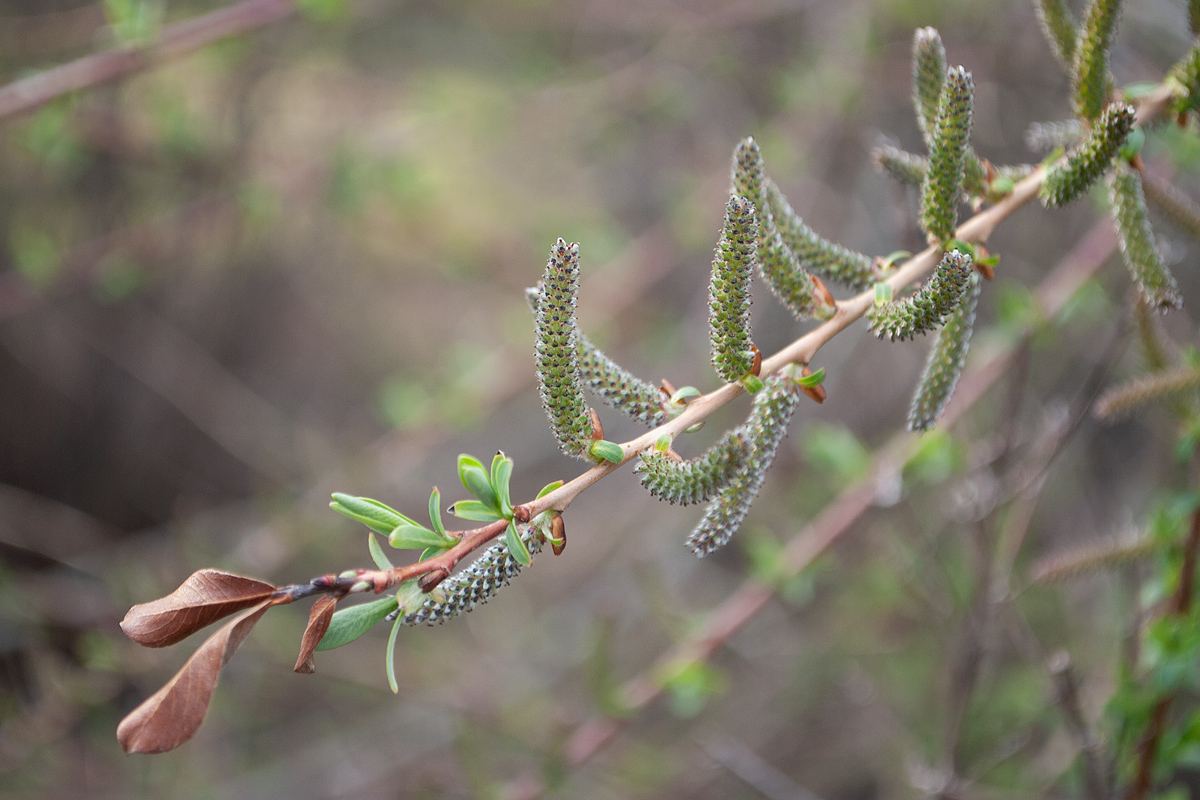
[121,569,277,648]
[293,594,339,674]
[117,599,273,754]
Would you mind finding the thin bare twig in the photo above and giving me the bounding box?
[0,0,296,122]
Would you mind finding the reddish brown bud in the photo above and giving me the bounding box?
[811,275,836,309]
[550,515,566,556]
[588,407,604,441]
[512,504,532,524]
[418,567,450,592]
[750,344,762,377]
[659,379,677,397]
[800,367,826,404]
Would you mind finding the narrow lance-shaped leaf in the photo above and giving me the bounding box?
[912,27,946,147]
[120,569,277,648]
[1072,0,1120,122]
[731,139,850,307]
[535,238,594,459]
[708,195,759,382]
[919,66,974,245]
[1036,0,1077,68]
[908,271,981,432]
[686,368,804,557]
[294,594,339,674]
[402,526,544,625]
[1040,102,1134,207]
[869,250,974,342]
[117,600,273,754]
[635,430,750,506]
[1108,164,1182,312]
[316,595,399,650]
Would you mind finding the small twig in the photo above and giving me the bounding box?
[1049,651,1111,800]
[0,0,296,122]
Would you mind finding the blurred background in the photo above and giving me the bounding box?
[2,0,1200,797]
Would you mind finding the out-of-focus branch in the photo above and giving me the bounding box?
[502,216,1118,800]
[0,0,296,123]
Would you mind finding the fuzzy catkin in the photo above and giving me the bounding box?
[1142,173,1200,244]
[869,250,973,342]
[908,271,980,431]
[1040,102,1134,208]
[1073,0,1120,122]
[708,195,760,382]
[919,66,974,244]
[766,180,876,292]
[534,239,594,458]
[402,528,543,625]
[912,27,946,147]
[1108,166,1182,312]
[1036,0,1077,68]
[1169,44,1200,111]
[686,370,803,556]
[872,143,928,188]
[635,431,750,506]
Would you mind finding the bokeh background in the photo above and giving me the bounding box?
[2,0,1200,797]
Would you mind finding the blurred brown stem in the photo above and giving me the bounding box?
[0,0,296,122]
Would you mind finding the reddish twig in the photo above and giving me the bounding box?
[0,0,296,122]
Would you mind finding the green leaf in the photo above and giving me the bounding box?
[385,618,402,694]
[589,440,624,463]
[879,251,910,271]
[536,480,564,499]
[449,500,505,522]
[874,283,893,306]
[741,375,764,394]
[389,523,452,551]
[797,368,825,387]
[330,493,420,535]
[316,596,399,651]
[505,525,532,567]
[491,452,514,517]
[458,454,500,513]
[428,488,446,539]
[367,533,393,570]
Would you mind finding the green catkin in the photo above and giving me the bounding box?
[1093,364,1200,420]
[635,431,750,506]
[869,250,974,341]
[534,238,595,459]
[1168,44,1200,112]
[765,179,877,292]
[686,370,803,556]
[908,271,981,432]
[402,528,543,625]
[912,27,946,146]
[709,195,760,382]
[1025,119,1084,153]
[1073,0,1120,122]
[1040,102,1134,207]
[1108,165,1183,312]
[731,139,840,313]
[1030,535,1156,584]
[919,66,974,244]
[526,286,665,427]
[1142,172,1200,244]
[872,143,928,188]
[1036,0,1077,68]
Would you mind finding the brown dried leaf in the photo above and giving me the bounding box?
[121,569,277,648]
[117,600,272,754]
[293,595,339,674]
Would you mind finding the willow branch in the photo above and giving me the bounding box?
[0,0,296,122]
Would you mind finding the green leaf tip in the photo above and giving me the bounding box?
[868,250,974,342]
[1109,166,1182,313]
[534,238,594,459]
[589,439,624,463]
[908,271,981,432]
[919,65,974,245]
[1073,0,1121,122]
[1040,102,1134,208]
[686,369,805,557]
[708,195,760,383]
[635,430,750,506]
[330,494,418,535]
